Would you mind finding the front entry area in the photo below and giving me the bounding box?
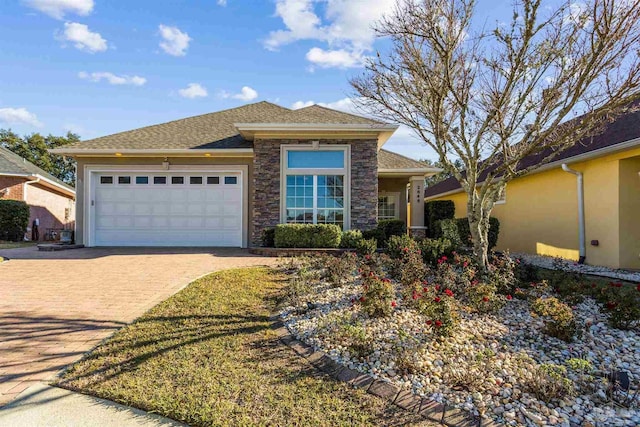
[88,168,244,247]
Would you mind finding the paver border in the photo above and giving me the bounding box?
[271,317,501,427]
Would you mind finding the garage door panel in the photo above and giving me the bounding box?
[93,171,243,247]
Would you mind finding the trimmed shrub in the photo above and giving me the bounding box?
[420,238,455,266]
[355,237,377,256]
[455,217,500,249]
[362,220,406,247]
[432,219,462,247]
[339,230,363,248]
[0,200,30,242]
[261,228,275,247]
[274,224,342,248]
[425,200,455,236]
[386,234,420,260]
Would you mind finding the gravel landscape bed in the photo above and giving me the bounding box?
[280,258,640,427]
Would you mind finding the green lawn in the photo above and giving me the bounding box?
[0,241,37,249]
[57,267,431,427]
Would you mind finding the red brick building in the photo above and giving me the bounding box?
[0,147,75,241]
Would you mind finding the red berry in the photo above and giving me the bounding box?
[482,296,489,302]
[506,295,513,300]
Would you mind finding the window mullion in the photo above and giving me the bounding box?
[313,175,318,224]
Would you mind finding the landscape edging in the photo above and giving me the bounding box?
[271,318,500,427]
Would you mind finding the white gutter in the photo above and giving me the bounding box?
[2,172,75,198]
[49,148,254,157]
[23,176,41,201]
[561,163,586,264]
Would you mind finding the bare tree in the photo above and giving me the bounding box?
[352,0,640,268]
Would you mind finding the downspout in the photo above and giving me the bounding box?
[23,175,41,200]
[561,164,586,264]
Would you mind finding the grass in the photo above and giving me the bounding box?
[0,240,37,249]
[57,267,433,427]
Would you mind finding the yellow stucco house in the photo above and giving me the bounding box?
[424,108,640,270]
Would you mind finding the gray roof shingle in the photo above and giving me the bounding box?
[0,146,75,192]
[62,101,383,151]
[378,149,430,170]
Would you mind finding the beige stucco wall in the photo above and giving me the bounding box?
[618,156,640,269]
[378,178,408,224]
[75,156,253,246]
[429,147,640,269]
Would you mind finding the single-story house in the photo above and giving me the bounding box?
[425,107,640,270]
[0,146,76,240]
[52,102,439,248]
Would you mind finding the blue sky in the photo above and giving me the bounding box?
[0,0,513,160]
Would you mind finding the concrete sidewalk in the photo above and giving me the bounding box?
[0,383,186,426]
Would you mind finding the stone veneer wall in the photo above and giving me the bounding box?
[252,139,378,246]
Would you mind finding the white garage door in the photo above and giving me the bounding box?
[92,171,243,247]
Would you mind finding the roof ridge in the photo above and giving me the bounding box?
[293,104,384,124]
[80,101,290,144]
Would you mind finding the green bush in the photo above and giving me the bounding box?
[0,200,30,242]
[360,275,395,318]
[455,217,500,249]
[532,297,578,342]
[339,230,363,248]
[425,200,455,236]
[432,219,462,247]
[355,237,377,256]
[386,234,419,260]
[261,228,275,247]
[274,224,342,248]
[362,220,406,247]
[420,238,455,266]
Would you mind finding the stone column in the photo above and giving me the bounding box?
[408,176,426,238]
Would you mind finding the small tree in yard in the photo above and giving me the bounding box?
[352,0,640,268]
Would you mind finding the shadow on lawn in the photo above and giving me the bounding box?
[55,312,272,389]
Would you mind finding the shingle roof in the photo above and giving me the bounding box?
[62,101,383,151]
[378,149,430,169]
[272,105,383,125]
[0,146,75,192]
[424,105,640,198]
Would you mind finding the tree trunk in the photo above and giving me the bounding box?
[467,197,491,269]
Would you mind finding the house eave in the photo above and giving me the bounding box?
[378,167,442,178]
[49,148,255,158]
[234,123,399,149]
[424,136,640,200]
[0,172,75,197]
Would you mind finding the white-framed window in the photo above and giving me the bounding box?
[280,145,350,229]
[378,192,400,220]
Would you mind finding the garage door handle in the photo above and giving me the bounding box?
[91,200,95,206]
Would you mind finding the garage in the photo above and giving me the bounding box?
[89,170,244,247]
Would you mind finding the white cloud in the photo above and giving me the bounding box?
[217,0,227,5]
[306,47,365,68]
[178,83,208,99]
[291,97,355,112]
[265,0,395,68]
[58,22,107,53]
[221,86,258,101]
[22,0,93,20]
[0,107,43,127]
[78,71,146,86]
[158,25,191,56]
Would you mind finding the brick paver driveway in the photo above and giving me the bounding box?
[0,247,278,406]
